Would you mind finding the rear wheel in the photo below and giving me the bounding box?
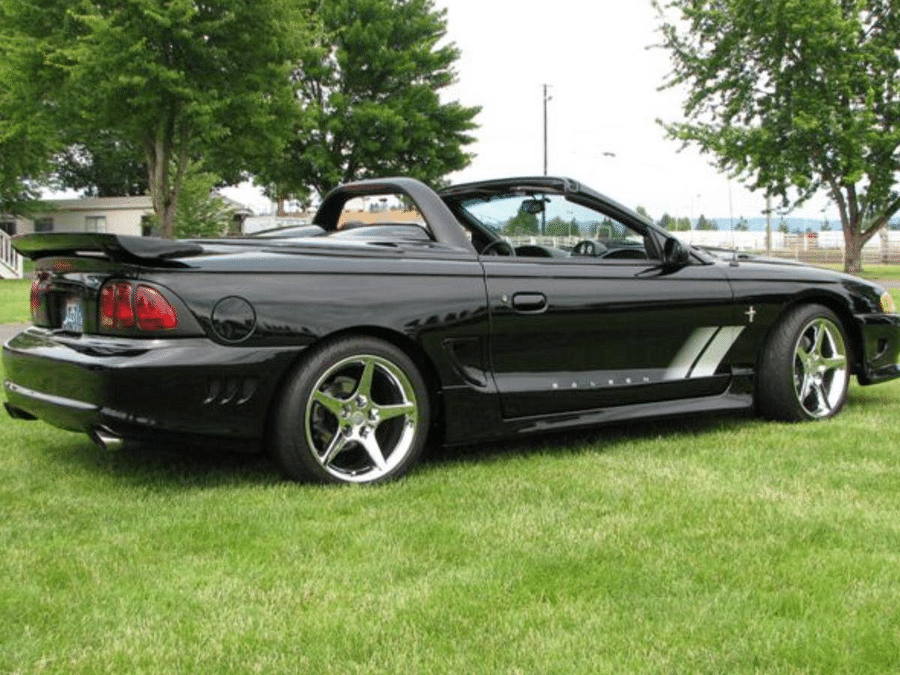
[271,337,430,484]
[756,304,849,421]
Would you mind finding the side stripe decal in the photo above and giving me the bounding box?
[690,326,744,377]
[665,327,718,380]
[665,326,745,380]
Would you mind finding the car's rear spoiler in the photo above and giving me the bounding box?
[12,233,204,263]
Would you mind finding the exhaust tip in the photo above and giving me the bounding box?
[89,426,125,452]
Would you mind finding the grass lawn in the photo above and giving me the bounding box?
[0,279,30,324]
[2,351,900,673]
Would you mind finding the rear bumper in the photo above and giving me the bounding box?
[856,313,900,385]
[3,327,302,445]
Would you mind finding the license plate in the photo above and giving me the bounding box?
[61,298,84,333]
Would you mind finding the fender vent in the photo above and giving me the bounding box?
[204,377,258,406]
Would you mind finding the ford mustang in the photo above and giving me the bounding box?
[4,176,900,484]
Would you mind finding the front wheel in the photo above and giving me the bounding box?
[271,337,430,484]
[756,304,850,421]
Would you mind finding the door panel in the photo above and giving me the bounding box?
[483,258,739,418]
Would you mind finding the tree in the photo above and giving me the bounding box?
[545,216,575,237]
[658,212,676,230]
[53,132,148,197]
[0,106,48,215]
[504,209,539,235]
[734,217,750,231]
[695,214,718,231]
[655,0,900,273]
[2,0,306,237]
[0,2,60,216]
[265,0,481,199]
[170,164,235,239]
[636,205,652,221]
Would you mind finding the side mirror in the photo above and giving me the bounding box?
[663,237,690,268]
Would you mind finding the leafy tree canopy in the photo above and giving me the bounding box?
[1,0,307,237]
[53,132,148,197]
[505,209,539,235]
[655,0,900,272]
[695,214,718,231]
[263,0,481,199]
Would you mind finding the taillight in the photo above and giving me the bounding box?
[30,271,50,321]
[99,281,178,331]
[30,279,41,317]
[114,283,135,328]
[134,286,178,330]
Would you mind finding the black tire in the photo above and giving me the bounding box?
[756,304,850,421]
[271,336,430,484]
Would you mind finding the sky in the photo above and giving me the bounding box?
[235,0,831,224]
[432,0,832,225]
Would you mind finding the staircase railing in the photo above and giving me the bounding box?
[1,229,23,279]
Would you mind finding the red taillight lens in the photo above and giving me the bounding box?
[100,284,116,327]
[30,279,41,317]
[114,283,134,328]
[99,282,178,331]
[100,282,134,328]
[30,271,50,321]
[134,286,178,330]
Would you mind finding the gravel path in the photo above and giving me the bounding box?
[0,323,30,344]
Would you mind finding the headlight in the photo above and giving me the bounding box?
[880,291,897,314]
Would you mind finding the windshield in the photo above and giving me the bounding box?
[456,192,641,243]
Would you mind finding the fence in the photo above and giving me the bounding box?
[507,230,900,266]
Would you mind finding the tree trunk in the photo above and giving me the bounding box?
[843,227,863,275]
[145,126,189,239]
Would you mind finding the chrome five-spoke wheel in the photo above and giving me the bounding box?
[306,354,420,482]
[271,337,429,484]
[757,304,850,421]
[792,316,848,418]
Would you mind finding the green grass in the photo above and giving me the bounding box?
[2,353,900,673]
[0,279,30,324]
[817,264,900,281]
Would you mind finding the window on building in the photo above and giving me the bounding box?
[85,216,107,233]
[34,217,53,233]
[0,221,16,236]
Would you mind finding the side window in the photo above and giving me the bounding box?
[457,192,654,261]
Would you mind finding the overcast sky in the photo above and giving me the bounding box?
[435,0,831,225]
[222,0,834,224]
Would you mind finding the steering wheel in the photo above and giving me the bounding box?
[481,239,516,257]
[572,240,603,257]
[597,247,648,260]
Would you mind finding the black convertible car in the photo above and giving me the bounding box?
[4,176,900,484]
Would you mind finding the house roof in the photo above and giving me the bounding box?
[42,196,153,211]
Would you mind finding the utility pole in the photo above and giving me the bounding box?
[542,84,551,176]
[541,84,552,236]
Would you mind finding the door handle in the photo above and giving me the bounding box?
[511,292,547,313]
